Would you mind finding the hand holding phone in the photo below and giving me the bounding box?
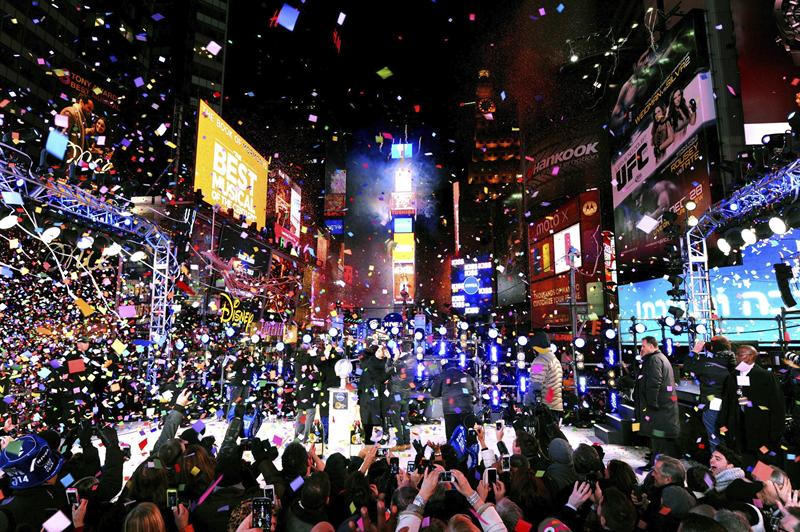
[67,487,80,506]
[166,488,178,508]
[501,456,511,472]
[486,468,498,486]
[252,497,272,529]
[439,471,452,483]
[390,456,400,475]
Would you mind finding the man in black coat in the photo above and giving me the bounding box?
[386,340,416,449]
[633,336,680,462]
[430,359,479,441]
[294,343,321,442]
[685,335,735,450]
[358,344,388,444]
[317,342,342,444]
[719,344,785,466]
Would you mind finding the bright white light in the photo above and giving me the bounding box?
[770,217,787,235]
[0,214,18,230]
[664,316,676,327]
[717,238,731,254]
[250,334,260,344]
[390,326,399,335]
[695,323,708,335]
[459,322,469,331]
[488,328,499,339]
[517,336,528,346]
[130,251,147,262]
[41,227,61,243]
[329,327,339,337]
[687,215,698,227]
[201,334,210,344]
[570,54,579,63]
[605,328,617,340]
[634,323,646,334]
[438,326,447,335]
[302,334,312,344]
[77,236,94,250]
[103,242,122,256]
[414,331,423,340]
[741,228,757,246]
[395,166,413,192]
[225,327,235,337]
[175,339,185,350]
[685,200,697,212]
[276,342,285,352]
[369,320,379,330]
[574,338,586,349]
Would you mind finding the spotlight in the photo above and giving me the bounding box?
[517,336,528,346]
[414,329,424,341]
[103,242,122,256]
[77,236,95,250]
[130,250,147,262]
[668,306,685,320]
[302,334,312,344]
[0,214,18,230]
[741,227,757,246]
[437,326,447,336]
[685,200,697,211]
[276,342,285,352]
[729,202,739,212]
[368,319,380,331]
[390,326,399,335]
[328,327,339,338]
[458,321,469,331]
[251,334,260,344]
[416,347,423,360]
[570,54,579,63]
[687,215,698,227]
[659,316,676,327]
[488,328,499,339]
[41,227,61,243]
[717,238,732,254]
[694,323,707,335]
[770,217,788,235]
[723,227,745,248]
[670,323,685,335]
[604,328,617,340]
[634,322,646,334]
[573,337,586,349]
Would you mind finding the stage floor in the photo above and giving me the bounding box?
[102,418,649,485]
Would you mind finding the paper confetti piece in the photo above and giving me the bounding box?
[277,4,300,31]
[206,40,222,56]
[68,359,86,374]
[376,67,393,79]
[42,511,72,532]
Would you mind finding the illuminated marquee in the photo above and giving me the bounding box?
[450,258,493,315]
[195,100,270,228]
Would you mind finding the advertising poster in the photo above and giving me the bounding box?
[324,194,346,217]
[329,169,347,194]
[530,274,587,328]
[393,263,415,304]
[195,100,270,229]
[290,184,302,237]
[451,258,494,315]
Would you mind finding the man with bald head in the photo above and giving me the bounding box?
[718,345,785,466]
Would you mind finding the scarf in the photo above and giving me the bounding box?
[715,467,746,491]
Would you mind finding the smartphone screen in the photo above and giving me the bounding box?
[495,421,503,431]
[439,471,452,482]
[252,497,271,529]
[67,488,79,506]
[167,488,178,508]
[501,456,511,472]
[407,461,417,473]
[487,468,497,485]
[376,447,388,458]
[263,485,275,504]
[390,457,400,475]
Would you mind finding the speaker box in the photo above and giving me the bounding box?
[774,263,797,308]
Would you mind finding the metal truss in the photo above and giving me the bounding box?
[684,158,800,336]
[0,144,178,370]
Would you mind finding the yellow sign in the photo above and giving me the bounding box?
[392,232,415,262]
[195,100,270,228]
[219,292,255,331]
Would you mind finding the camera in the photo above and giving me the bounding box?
[439,471,452,482]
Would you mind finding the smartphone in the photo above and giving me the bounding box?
[467,428,477,439]
[501,456,511,472]
[263,484,275,504]
[390,456,400,475]
[252,497,272,529]
[167,488,178,508]
[407,461,417,473]
[495,421,503,431]
[439,471,452,483]
[497,441,509,456]
[376,447,388,458]
[66,487,80,506]
[240,438,251,450]
[487,468,498,485]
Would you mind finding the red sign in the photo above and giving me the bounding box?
[530,274,586,328]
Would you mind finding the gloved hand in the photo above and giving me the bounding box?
[97,425,120,449]
[251,438,278,464]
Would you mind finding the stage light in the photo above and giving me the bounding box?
[663,316,676,327]
[670,323,684,335]
[762,134,772,145]
[741,227,757,246]
[103,242,122,256]
[416,347,423,360]
[570,54,579,63]
[276,342,285,352]
[416,363,424,379]
[490,344,498,362]
[694,323,707,335]
[302,334,312,344]
[130,250,147,262]
[575,353,584,362]
[604,328,617,340]
[250,334,260,344]
[729,202,739,212]
[77,236,94,250]
[723,227,745,248]
[576,362,585,370]
[225,327,235,337]
[459,352,466,367]
[390,326,399,335]
[41,227,61,243]
[668,306,685,319]
[414,329,424,341]
[519,375,527,393]
[573,337,586,349]
[368,319,380,331]
[0,214,18,230]
[201,334,210,344]
[437,326,447,335]
[458,321,469,331]
[717,238,732,254]
[687,215,698,227]
[328,327,339,338]
[517,336,528,346]
[488,328,499,339]
[439,341,446,356]
[491,387,500,407]
[578,376,587,394]
[174,339,185,350]
[685,200,697,211]
[634,322,646,334]
[608,378,616,387]
[516,352,525,362]
[770,217,788,235]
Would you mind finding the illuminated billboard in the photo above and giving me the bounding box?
[392,233,415,263]
[290,184,302,237]
[393,263,415,304]
[195,100,270,228]
[451,258,493,315]
[393,217,413,234]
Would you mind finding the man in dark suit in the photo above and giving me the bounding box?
[719,345,785,466]
[634,336,680,464]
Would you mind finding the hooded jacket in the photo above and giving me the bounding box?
[545,438,578,494]
[530,348,564,411]
[686,349,734,401]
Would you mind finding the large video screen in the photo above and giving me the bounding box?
[451,258,493,315]
[195,100,270,229]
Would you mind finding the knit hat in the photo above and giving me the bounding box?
[530,331,550,353]
[723,478,764,502]
[537,518,572,532]
[660,486,697,519]
[0,434,64,489]
[547,438,573,465]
